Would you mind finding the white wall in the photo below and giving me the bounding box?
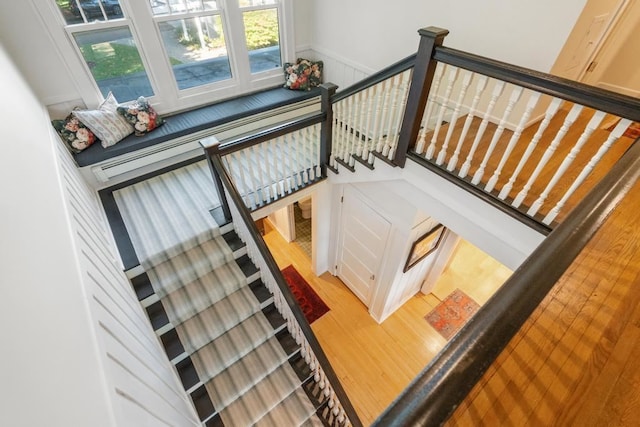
[310,0,587,73]
[0,42,199,427]
[0,1,586,108]
[0,42,113,427]
[0,2,79,106]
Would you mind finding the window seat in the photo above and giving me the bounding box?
[74,86,321,168]
[75,86,321,186]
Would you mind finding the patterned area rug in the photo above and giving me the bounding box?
[281,265,329,324]
[604,118,640,139]
[425,289,480,340]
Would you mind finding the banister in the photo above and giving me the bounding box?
[433,46,640,122]
[203,112,326,156]
[332,54,417,103]
[209,153,363,427]
[374,139,640,426]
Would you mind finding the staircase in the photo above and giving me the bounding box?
[111,160,343,426]
[130,223,331,426]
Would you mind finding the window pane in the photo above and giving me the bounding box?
[243,8,280,74]
[56,0,123,25]
[159,16,231,90]
[151,0,219,16]
[239,0,277,7]
[73,27,154,101]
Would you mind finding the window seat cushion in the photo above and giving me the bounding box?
[73,86,321,167]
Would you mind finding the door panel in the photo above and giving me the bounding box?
[581,0,640,96]
[337,187,391,307]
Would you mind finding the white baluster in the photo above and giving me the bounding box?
[342,95,353,164]
[260,142,273,202]
[544,117,632,224]
[374,79,390,154]
[293,131,302,188]
[270,138,283,197]
[361,85,376,161]
[499,97,564,200]
[528,110,606,216]
[388,70,413,161]
[471,86,524,185]
[385,74,405,157]
[349,91,364,166]
[249,145,268,205]
[447,75,488,171]
[459,80,506,178]
[426,67,459,160]
[305,125,314,181]
[231,151,251,207]
[329,101,340,169]
[486,92,541,192]
[245,148,261,208]
[416,64,446,155]
[281,135,293,194]
[381,75,399,156]
[513,103,583,208]
[437,71,473,165]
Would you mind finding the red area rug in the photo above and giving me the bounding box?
[281,265,329,324]
[425,289,480,340]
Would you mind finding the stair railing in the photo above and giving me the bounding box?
[397,27,640,227]
[373,123,640,427]
[202,109,327,217]
[204,151,362,427]
[328,54,418,171]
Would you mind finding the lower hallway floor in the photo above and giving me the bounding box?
[261,218,511,424]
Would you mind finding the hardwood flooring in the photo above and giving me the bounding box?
[448,174,640,426]
[262,221,508,425]
[261,104,640,425]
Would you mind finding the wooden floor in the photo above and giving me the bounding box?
[448,168,640,426]
[263,221,509,425]
[261,104,640,425]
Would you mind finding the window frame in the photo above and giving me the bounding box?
[36,0,295,113]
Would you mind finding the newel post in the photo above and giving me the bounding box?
[394,26,449,168]
[320,82,339,177]
[200,136,232,222]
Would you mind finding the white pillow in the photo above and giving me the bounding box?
[73,92,134,148]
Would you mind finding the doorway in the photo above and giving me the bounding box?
[553,0,640,96]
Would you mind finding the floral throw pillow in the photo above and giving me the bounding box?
[73,92,134,148]
[51,110,99,153]
[283,58,323,91]
[117,96,164,136]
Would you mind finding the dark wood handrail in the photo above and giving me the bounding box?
[332,54,417,103]
[374,139,640,426]
[408,152,552,235]
[207,112,326,156]
[434,46,640,122]
[209,153,363,427]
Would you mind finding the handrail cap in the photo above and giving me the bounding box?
[200,135,221,150]
[418,26,450,38]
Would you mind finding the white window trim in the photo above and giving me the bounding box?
[33,0,295,113]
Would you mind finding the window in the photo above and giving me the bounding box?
[45,0,293,111]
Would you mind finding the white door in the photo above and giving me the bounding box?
[551,0,621,80]
[336,187,391,307]
[581,0,640,97]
